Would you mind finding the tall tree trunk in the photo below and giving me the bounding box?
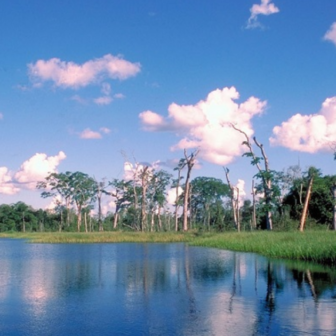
[158,206,162,231]
[183,149,199,231]
[22,213,25,233]
[84,211,88,233]
[224,168,240,231]
[174,168,182,231]
[150,209,155,232]
[299,176,314,232]
[252,180,257,229]
[141,166,149,232]
[113,209,119,229]
[77,204,82,232]
[98,191,103,232]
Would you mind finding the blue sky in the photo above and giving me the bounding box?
[1,0,336,209]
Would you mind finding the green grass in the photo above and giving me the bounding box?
[1,230,336,265]
[190,231,336,266]
[0,231,193,244]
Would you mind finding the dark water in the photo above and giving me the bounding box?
[0,239,335,336]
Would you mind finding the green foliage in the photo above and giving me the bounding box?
[190,176,230,229]
[283,172,335,226]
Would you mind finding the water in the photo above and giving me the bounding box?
[0,238,335,336]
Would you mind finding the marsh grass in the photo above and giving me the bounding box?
[1,230,336,265]
[190,231,336,265]
[0,231,193,244]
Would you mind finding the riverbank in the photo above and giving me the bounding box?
[1,231,336,265]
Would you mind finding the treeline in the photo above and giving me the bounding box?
[0,158,336,233]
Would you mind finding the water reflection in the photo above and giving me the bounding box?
[0,239,335,335]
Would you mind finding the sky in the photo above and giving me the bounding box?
[1,0,336,210]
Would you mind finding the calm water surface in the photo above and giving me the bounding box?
[0,238,335,336]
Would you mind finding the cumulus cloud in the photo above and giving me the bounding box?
[270,96,336,152]
[235,179,247,207]
[324,22,336,46]
[140,86,267,165]
[167,187,183,205]
[246,0,280,29]
[28,54,141,89]
[0,167,20,195]
[14,151,66,189]
[79,128,102,139]
[100,127,111,134]
[79,127,111,139]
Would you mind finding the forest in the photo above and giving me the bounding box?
[0,146,335,234]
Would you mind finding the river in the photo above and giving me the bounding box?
[0,238,335,335]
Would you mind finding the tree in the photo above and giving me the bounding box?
[232,125,274,230]
[37,171,73,228]
[224,168,240,231]
[147,170,172,231]
[299,167,318,232]
[68,172,97,232]
[173,159,186,231]
[190,176,229,229]
[283,170,336,228]
[108,179,133,229]
[182,149,199,231]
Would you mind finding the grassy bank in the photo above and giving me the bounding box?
[1,231,336,265]
[0,231,192,244]
[191,231,336,265]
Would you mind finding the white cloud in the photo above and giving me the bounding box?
[324,22,336,46]
[79,128,102,139]
[270,96,336,153]
[100,127,111,134]
[28,54,141,89]
[167,187,183,205]
[0,167,20,195]
[79,127,111,139]
[140,86,267,165]
[235,179,246,207]
[14,151,66,189]
[246,0,280,29]
[114,93,125,99]
[94,96,113,105]
[0,113,3,120]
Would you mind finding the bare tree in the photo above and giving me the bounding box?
[173,159,186,231]
[299,167,316,232]
[224,167,240,231]
[232,124,273,230]
[182,149,199,231]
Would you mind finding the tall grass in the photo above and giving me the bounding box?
[190,231,336,265]
[0,231,193,244]
[1,230,336,265]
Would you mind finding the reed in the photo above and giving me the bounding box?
[0,231,193,244]
[190,231,336,265]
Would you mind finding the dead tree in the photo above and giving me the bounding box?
[252,179,257,229]
[224,167,240,231]
[174,159,186,231]
[139,166,150,232]
[299,167,315,232]
[232,124,273,230]
[182,149,199,231]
